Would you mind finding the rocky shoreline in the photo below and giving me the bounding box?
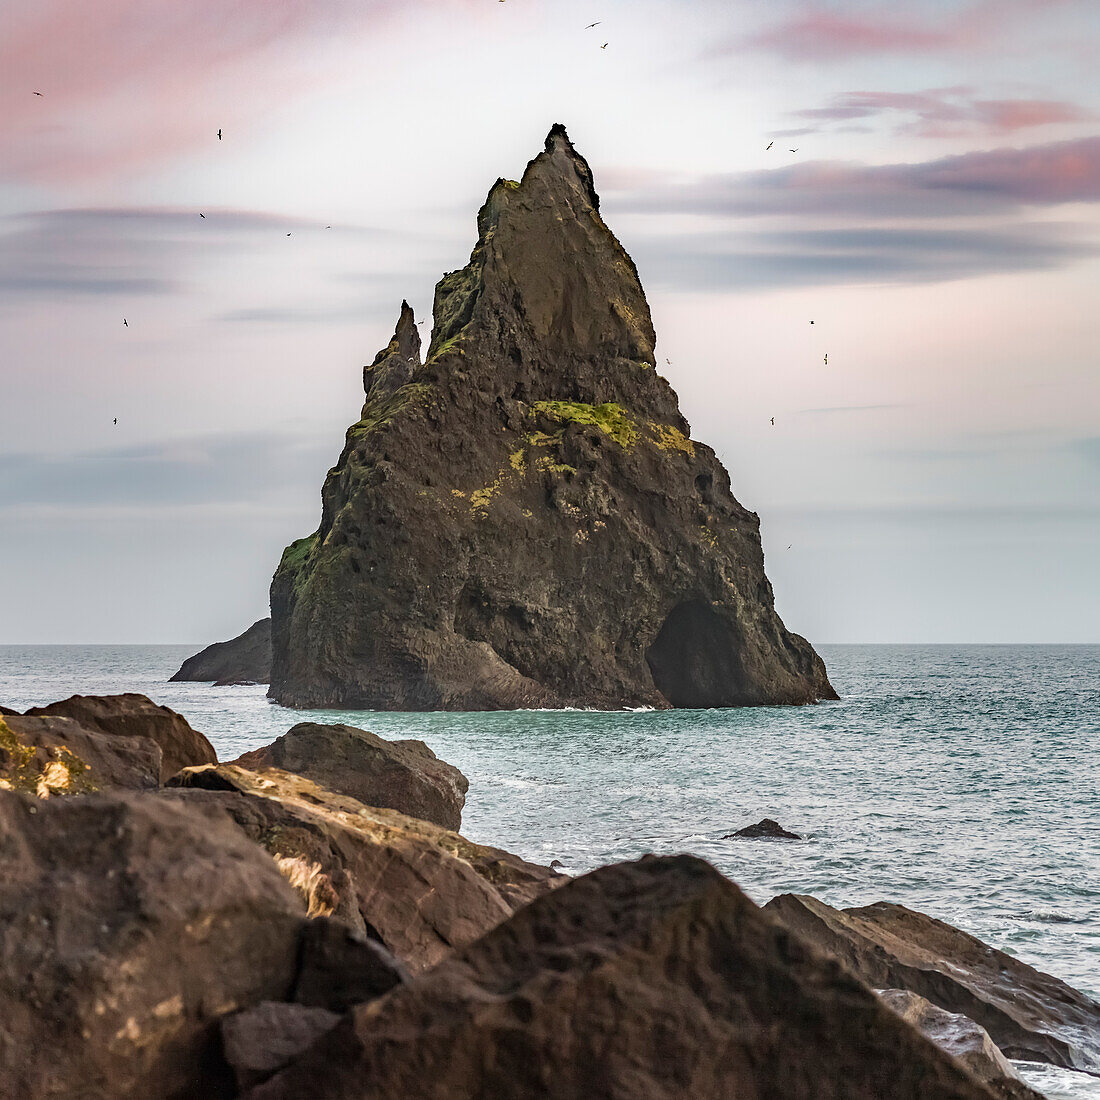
[1,692,1096,1096]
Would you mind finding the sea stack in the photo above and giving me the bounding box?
[269,125,836,710]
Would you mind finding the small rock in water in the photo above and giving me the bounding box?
[725,818,802,840]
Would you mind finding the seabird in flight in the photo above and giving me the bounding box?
[217,129,222,140]
[789,148,799,153]
[770,417,774,426]
[33,91,44,96]
[765,141,773,150]
[123,319,128,327]
[823,353,828,365]
[586,22,601,28]
[113,418,117,425]
[601,42,608,48]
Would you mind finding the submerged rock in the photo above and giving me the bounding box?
[25,692,216,782]
[249,855,1018,1100]
[171,617,272,685]
[0,789,306,1099]
[765,893,1100,1074]
[232,722,468,830]
[725,817,802,839]
[268,125,835,711]
[877,989,1027,1093]
[167,763,561,971]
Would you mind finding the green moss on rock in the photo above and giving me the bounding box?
[530,401,638,448]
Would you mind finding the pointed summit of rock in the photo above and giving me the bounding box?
[269,127,836,710]
[364,299,421,401]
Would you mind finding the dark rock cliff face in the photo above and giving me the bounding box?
[171,618,272,685]
[269,125,836,711]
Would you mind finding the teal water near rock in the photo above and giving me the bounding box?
[2,643,1098,1096]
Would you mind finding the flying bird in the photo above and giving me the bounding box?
[789,148,799,153]
[199,213,205,219]
[601,42,608,48]
[809,320,814,324]
[113,418,117,426]
[122,319,128,327]
[217,129,222,140]
[765,141,773,150]
[770,417,774,426]
[286,232,292,236]
[32,91,44,96]
[823,353,828,365]
[586,21,600,28]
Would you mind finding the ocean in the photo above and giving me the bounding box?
[2,643,1098,1098]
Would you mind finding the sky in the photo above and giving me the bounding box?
[1,0,1098,644]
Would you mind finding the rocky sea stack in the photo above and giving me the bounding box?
[269,125,836,710]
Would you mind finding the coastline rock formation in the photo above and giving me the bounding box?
[1,712,161,794]
[0,790,306,1099]
[25,692,217,782]
[232,721,468,830]
[269,125,836,711]
[766,893,1100,1074]
[172,618,272,685]
[167,762,561,971]
[250,855,1033,1100]
[877,989,1027,1094]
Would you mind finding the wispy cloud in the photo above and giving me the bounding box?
[0,206,384,300]
[631,221,1096,290]
[0,430,336,509]
[613,136,1100,221]
[792,88,1094,139]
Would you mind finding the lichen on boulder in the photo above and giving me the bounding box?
[269,124,836,711]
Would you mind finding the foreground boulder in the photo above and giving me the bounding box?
[269,125,835,711]
[233,722,468,830]
[250,855,1029,1100]
[222,1002,341,1093]
[766,893,1100,1073]
[878,989,1025,1093]
[0,789,306,1099]
[25,693,216,782]
[171,618,273,685]
[168,763,560,970]
[0,712,160,794]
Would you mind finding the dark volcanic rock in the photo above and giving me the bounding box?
[249,855,1018,1100]
[877,989,1030,1096]
[232,721,468,830]
[0,704,18,715]
[725,817,802,839]
[167,763,561,971]
[222,1002,341,1093]
[25,692,217,782]
[765,893,1100,1074]
[0,789,306,1099]
[1,712,161,794]
[268,125,836,711]
[171,617,272,685]
[292,916,408,1011]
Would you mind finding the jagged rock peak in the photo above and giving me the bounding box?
[429,122,653,369]
[269,126,836,711]
[364,299,422,401]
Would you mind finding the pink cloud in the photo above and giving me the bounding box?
[793,88,1094,139]
[0,0,469,183]
[742,12,960,61]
